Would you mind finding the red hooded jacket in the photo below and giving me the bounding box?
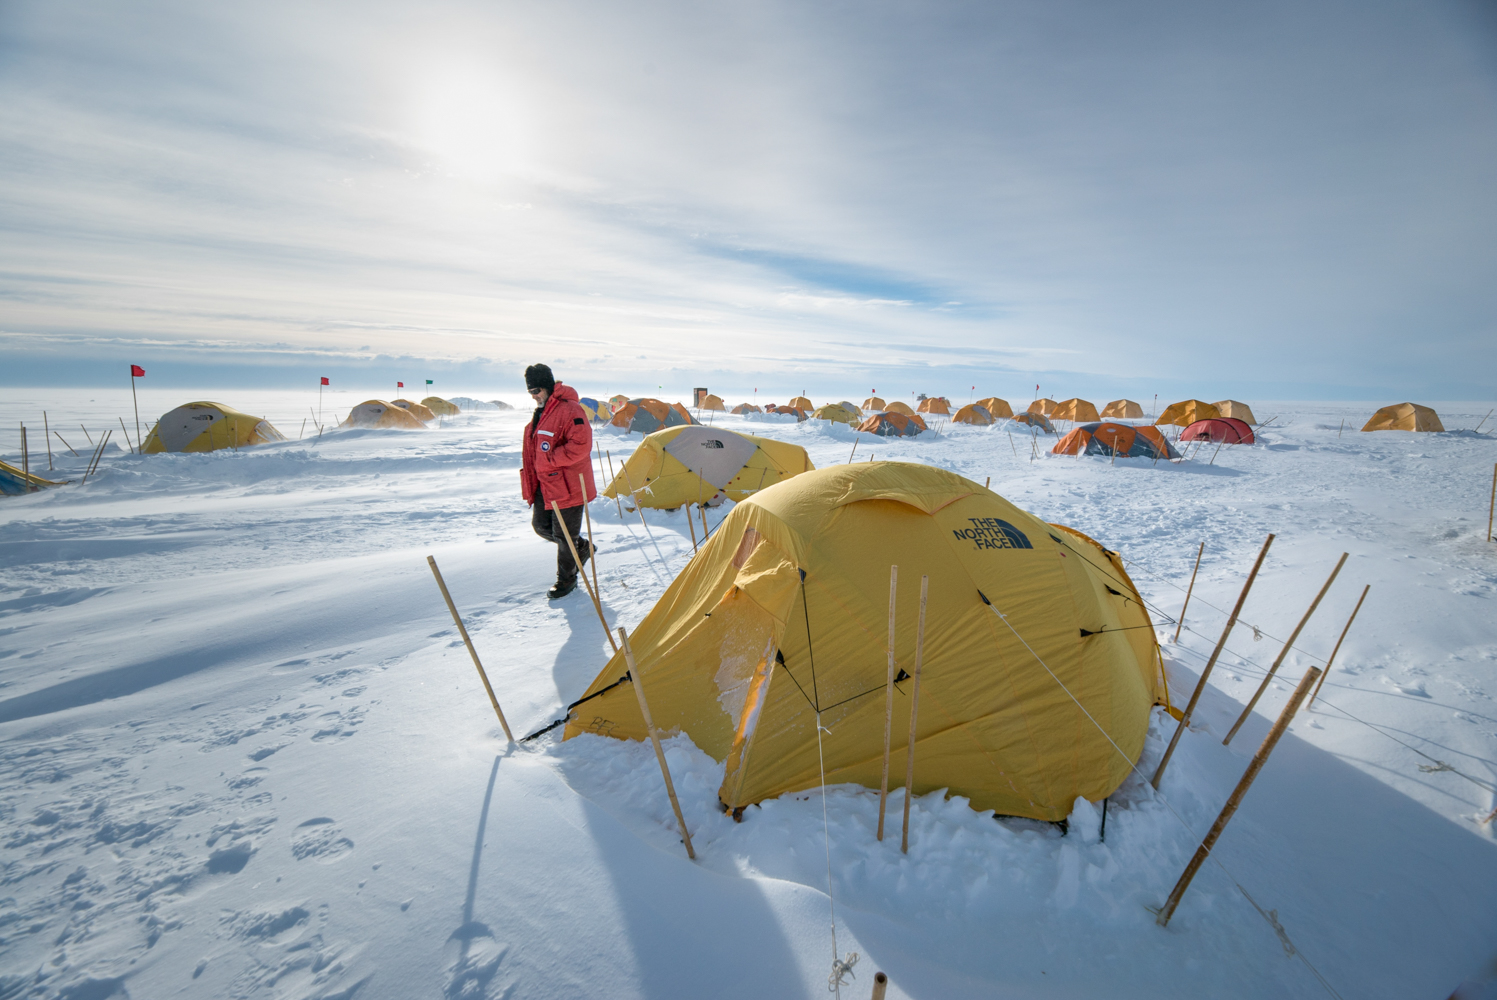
[521,383,597,508]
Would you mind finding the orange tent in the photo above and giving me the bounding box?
[953,404,995,425]
[732,403,763,415]
[1012,412,1055,433]
[1156,400,1220,427]
[1102,399,1144,419]
[766,405,808,422]
[788,396,813,410]
[1361,403,1444,432]
[1051,398,1100,423]
[976,397,1013,419]
[885,401,916,416]
[1053,422,1178,460]
[917,397,951,415]
[612,398,698,434]
[856,412,927,437]
[1028,398,1058,415]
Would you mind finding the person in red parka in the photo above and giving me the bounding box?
[520,363,597,598]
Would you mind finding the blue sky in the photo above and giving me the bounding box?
[1,0,1494,402]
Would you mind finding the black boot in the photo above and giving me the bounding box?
[578,537,595,568]
[547,579,577,600]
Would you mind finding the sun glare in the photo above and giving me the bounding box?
[408,63,532,178]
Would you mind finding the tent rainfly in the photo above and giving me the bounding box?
[1012,412,1056,433]
[856,412,926,437]
[917,397,951,415]
[142,402,289,452]
[422,396,461,417]
[976,397,1013,419]
[602,426,815,508]
[1155,400,1221,427]
[1101,399,1144,420]
[1180,418,1255,445]
[1051,398,1101,423]
[1028,398,1059,416]
[341,401,427,430]
[952,404,995,426]
[1052,423,1180,460]
[564,462,1166,821]
[1361,403,1444,433]
[1212,400,1257,424]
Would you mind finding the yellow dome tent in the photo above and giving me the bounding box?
[342,400,428,430]
[701,394,726,411]
[812,404,858,425]
[863,396,886,411]
[565,462,1165,821]
[1155,400,1220,427]
[1028,398,1058,415]
[423,396,461,417]
[788,396,813,410]
[952,404,995,425]
[1362,403,1444,432]
[1102,399,1144,419]
[976,397,1013,419]
[391,399,436,422]
[732,403,763,415]
[885,400,916,416]
[602,426,815,508]
[1051,398,1101,423]
[141,402,288,453]
[1212,400,1257,424]
[917,397,951,415]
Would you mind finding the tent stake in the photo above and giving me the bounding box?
[877,565,897,841]
[901,575,928,854]
[20,424,30,490]
[552,500,619,655]
[1173,542,1205,643]
[79,423,94,446]
[1224,552,1346,745]
[118,416,134,455]
[1488,463,1496,543]
[621,465,650,532]
[54,430,79,457]
[43,412,52,470]
[619,626,696,859]
[426,555,514,742]
[1156,666,1320,927]
[1152,534,1274,789]
[1307,584,1369,710]
[848,431,861,463]
[870,971,889,1000]
[700,504,709,544]
[579,475,602,599]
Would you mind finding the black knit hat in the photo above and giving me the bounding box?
[524,363,555,393]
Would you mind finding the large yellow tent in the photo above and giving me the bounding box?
[701,394,726,411]
[1102,399,1144,419]
[566,463,1165,821]
[885,400,916,416]
[1212,400,1257,424]
[602,426,815,508]
[392,399,436,422]
[812,404,858,425]
[976,397,1013,419]
[952,404,995,425]
[1155,400,1220,427]
[142,402,288,453]
[341,400,427,430]
[1051,398,1101,423]
[1028,398,1058,416]
[1361,403,1444,432]
[917,397,951,415]
[423,396,461,417]
[788,396,813,410]
[863,396,886,411]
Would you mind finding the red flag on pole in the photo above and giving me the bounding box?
[320,377,329,385]
[397,382,404,388]
[130,365,145,377]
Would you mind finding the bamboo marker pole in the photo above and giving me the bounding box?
[426,556,514,742]
[1224,551,1347,745]
[1307,584,1369,710]
[551,500,619,655]
[80,423,94,446]
[118,417,134,455]
[984,476,990,488]
[619,627,696,859]
[1488,463,1496,543]
[871,971,889,1000]
[1173,542,1205,643]
[877,565,898,841]
[901,575,928,854]
[579,475,602,600]
[848,431,861,463]
[43,412,52,470]
[54,431,78,457]
[700,504,709,545]
[686,505,699,551]
[1156,666,1321,927]
[1152,533,1274,789]
[20,425,30,489]
[620,466,649,532]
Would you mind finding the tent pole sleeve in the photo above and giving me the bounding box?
[427,556,514,742]
[1152,534,1274,789]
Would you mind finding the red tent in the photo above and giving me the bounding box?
[1179,417,1254,445]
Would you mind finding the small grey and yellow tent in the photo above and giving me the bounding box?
[1102,399,1144,420]
[342,401,428,430]
[812,404,858,425]
[391,399,436,422]
[1212,400,1257,424]
[1362,403,1444,432]
[976,397,1013,419]
[602,426,814,508]
[1155,400,1220,427]
[142,402,288,453]
[565,462,1165,821]
[952,404,995,425]
[423,396,461,417]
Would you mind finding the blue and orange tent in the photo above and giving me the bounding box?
[1052,422,1180,460]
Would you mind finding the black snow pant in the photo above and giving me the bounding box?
[532,493,587,585]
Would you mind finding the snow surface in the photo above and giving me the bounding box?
[2,391,1496,999]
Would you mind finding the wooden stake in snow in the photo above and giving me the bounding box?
[43,412,52,470]
[551,500,619,655]
[426,555,514,742]
[80,423,94,446]
[700,504,709,545]
[619,626,696,859]
[877,565,898,841]
[20,424,30,489]
[1307,584,1369,710]
[1224,551,1346,745]
[686,503,699,552]
[1488,463,1496,543]
[848,431,861,464]
[54,430,79,457]
[901,575,928,854]
[1173,542,1205,643]
[620,466,649,532]
[1156,665,1321,927]
[1152,533,1274,789]
[871,971,889,1000]
[579,475,602,600]
[118,416,134,455]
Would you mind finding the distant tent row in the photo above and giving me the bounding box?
[602,426,814,508]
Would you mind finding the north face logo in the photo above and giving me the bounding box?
[952,517,1033,550]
